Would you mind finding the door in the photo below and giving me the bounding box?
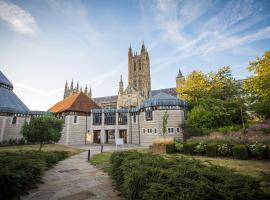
[93,130,101,144]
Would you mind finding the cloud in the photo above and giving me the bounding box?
[151,0,270,74]
[0,0,37,34]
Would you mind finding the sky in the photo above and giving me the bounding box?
[0,0,270,111]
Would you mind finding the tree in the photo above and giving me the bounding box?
[162,111,169,139]
[22,115,64,151]
[244,50,270,118]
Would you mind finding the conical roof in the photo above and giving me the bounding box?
[48,92,100,113]
[0,71,29,114]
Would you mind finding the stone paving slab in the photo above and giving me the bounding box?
[20,145,132,200]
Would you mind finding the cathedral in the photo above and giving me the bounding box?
[63,42,182,109]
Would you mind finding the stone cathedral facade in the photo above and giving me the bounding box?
[63,80,92,99]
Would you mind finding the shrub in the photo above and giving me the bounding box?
[206,144,217,157]
[165,143,176,154]
[22,115,64,151]
[249,143,267,159]
[268,145,270,159]
[194,142,206,155]
[217,144,232,156]
[175,142,184,153]
[232,145,248,160]
[110,151,270,200]
[183,142,198,154]
[181,121,205,137]
[0,151,69,199]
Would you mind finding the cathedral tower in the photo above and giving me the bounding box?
[176,68,184,99]
[128,42,151,99]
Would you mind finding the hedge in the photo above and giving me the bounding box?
[268,145,270,159]
[165,143,177,154]
[0,151,69,199]
[110,151,270,200]
[183,142,198,154]
[232,145,248,160]
[206,144,217,157]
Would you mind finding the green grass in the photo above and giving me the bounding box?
[90,152,112,173]
[0,144,84,156]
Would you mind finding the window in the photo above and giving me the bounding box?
[133,114,136,123]
[93,113,102,125]
[118,113,127,125]
[143,128,146,133]
[154,128,157,134]
[12,116,17,124]
[176,128,180,133]
[104,112,116,125]
[168,128,174,134]
[73,115,78,123]
[145,107,153,121]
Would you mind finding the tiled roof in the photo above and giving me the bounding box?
[49,92,100,113]
[0,88,30,114]
[92,87,177,104]
[0,71,13,88]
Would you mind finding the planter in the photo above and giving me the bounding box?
[149,144,167,154]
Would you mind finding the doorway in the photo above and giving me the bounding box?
[105,130,115,144]
[93,130,101,144]
[119,130,127,143]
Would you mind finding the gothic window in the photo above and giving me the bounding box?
[12,116,17,124]
[134,63,136,71]
[118,113,127,125]
[145,107,153,121]
[104,112,116,125]
[133,114,136,123]
[93,113,102,125]
[134,80,137,88]
[139,62,141,70]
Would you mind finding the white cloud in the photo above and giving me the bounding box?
[0,0,37,34]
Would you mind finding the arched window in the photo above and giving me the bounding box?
[134,63,136,71]
[12,116,17,124]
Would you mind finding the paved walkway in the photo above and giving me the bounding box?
[21,145,142,200]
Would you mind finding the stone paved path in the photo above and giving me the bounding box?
[21,145,141,200]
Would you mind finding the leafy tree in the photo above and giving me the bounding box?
[22,115,64,151]
[162,111,169,138]
[178,67,246,129]
[244,51,270,118]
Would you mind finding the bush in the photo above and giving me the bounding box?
[183,142,198,154]
[0,151,69,199]
[165,143,176,154]
[194,142,206,155]
[232,145,248,160]
[181,121,205,137]
[187,106,215,129]
[110,151,270,200]
[249,143,267,159]
[206,144,217,157]
[268,145,270,159]
[175,142,184,153]
[217,144,232,156]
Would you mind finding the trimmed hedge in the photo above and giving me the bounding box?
[0,151,69,199]
[165,143,177,154]
[206,144,217,157]
[183,142,197,154]
[232,145,248,160]
[110,151,270,200]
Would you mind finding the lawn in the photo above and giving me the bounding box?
[0,144,84,156]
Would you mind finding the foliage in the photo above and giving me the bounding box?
[206,144,218,157]
[181,121,205,138]
[0,151,68,199]
[183,142,197,154]
[244,51,270,118]
[22,116,64,151]
[217,144,232,156]
[268,145,270,159]
[187,106,214,129]
[232,145,248,160]
[249,143,267,159]
[91,152,111,173]
[175,142,184,153]
[194,142,206,155]
[110,151,270,200]
[165,143,177,154]
[162,111,169,138]
[178,67,246,129]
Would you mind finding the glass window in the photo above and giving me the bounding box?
[93,113,102,125]
[104,113,116,125]
[133,114,136,123]
[118,113,127,125]
[177,128,180,133]
[73,115,77,123]
[145,107,153,121]
[12,116,17,124]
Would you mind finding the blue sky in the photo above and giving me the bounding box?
[0,0,270,110]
